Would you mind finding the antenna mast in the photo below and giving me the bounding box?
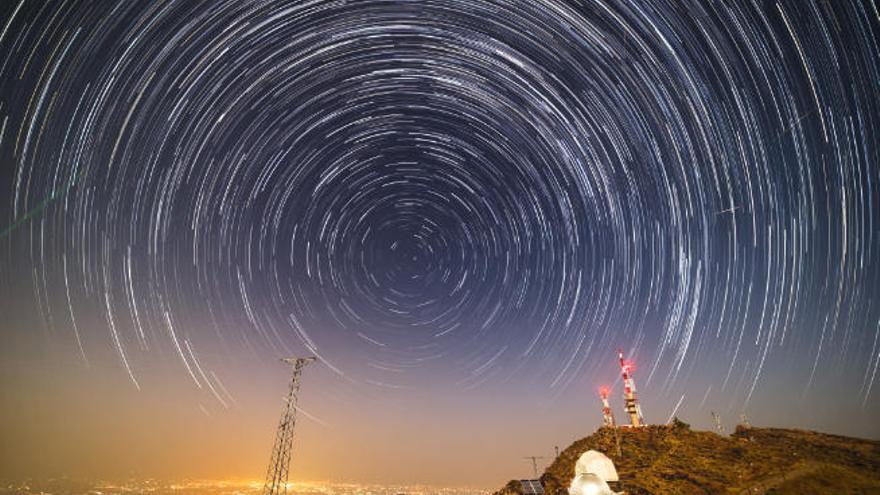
[263,356,316,495]
[711,411,725,433]
[618,350,644,427]
[600,387,616,427]
[523,456,544,478]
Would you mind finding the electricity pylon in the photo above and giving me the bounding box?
[263,357,316,495]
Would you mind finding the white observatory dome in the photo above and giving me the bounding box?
[574,450,618,482]
[568,473,613,495]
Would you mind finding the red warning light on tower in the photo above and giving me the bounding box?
[599,387,615,427]
[618,350,644,427]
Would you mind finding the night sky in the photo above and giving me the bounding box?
[1,0,879,487]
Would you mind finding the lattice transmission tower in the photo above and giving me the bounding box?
[263,357,316,495]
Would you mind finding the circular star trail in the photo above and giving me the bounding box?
[1,0,879,405]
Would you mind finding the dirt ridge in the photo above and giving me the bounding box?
[494,420,880,495]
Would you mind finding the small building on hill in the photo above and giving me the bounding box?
[569,473,615,495]
[569,450,621,495]
[574,450,618,482]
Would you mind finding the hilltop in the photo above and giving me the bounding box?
[495,420,880,495]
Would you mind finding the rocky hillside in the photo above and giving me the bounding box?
[495,419,880,495]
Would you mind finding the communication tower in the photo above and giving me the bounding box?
[523,456,544,478]
[711,411,725,433]
[618,350,644,427]
[599,387,615,427]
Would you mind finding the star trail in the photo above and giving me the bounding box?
[1,0,879,465]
